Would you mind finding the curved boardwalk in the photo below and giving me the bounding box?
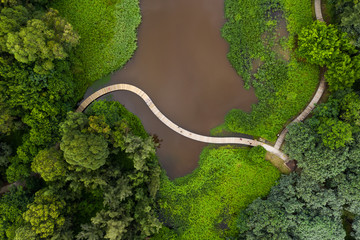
[274,0,326,150]
[76,84,289,162]
[76,0,326,164]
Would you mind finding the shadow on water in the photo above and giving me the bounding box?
[84,0,258,179]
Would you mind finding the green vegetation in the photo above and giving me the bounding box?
[219,0,319,141]
[0,100,163,239]
[0,187,33,239]
[155,146,280,239]
[52,0,141,90]
[0,1,161,239]
[331,0,360,47]
[1,0,359,239]
[22,189,66,238]
[31,147,67,182]
[297,21,360,91]
[236,88,360,239]
[0,0,79,183]
[215,1,360,239]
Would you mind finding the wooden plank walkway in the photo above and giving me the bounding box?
[274,0,325,150]
[76,0,326,164]
[76,84,289,162]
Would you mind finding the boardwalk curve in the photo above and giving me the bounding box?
[274,0,326,150]
[76,84,289,162]
[76,0,327,164]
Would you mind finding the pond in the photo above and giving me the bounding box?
[85,0,257,179]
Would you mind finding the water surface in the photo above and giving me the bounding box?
[86,0,257,178]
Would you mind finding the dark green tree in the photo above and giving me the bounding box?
[60,112,109,171]
[0,186,32,239]
[339,2,360,47]
[236,174,345,240]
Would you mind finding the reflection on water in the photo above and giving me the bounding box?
[85,0,257,179]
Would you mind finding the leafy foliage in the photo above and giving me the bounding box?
[352,216,360,239]
[51,0,141,88]
[56,101,163,239]
[297,21,360,91]
[297,21,348,66]
[1,5,79,74]
[285,90,360,182]
[23,189,66,239]
[331,0,360,47]
[0,187,32,240]
[13,225,36,240]
[236,174,346,240]
[220,0,318,141]
[156,147,280,239]
[61,128,109,171]
[31,147,67,182]
[317,118,353,149]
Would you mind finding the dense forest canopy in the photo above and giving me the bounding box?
[0,0,162,239]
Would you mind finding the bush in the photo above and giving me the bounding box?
[297,21,360,91]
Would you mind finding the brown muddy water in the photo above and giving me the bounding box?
[85,0,258,179]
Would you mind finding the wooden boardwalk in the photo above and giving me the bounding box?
[76,0,326,164]
[76,84,289,162]
[274,0,325,150]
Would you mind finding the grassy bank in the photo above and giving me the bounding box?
[218,0,319,141]
[52,0,141,95]
[153,147,280,240]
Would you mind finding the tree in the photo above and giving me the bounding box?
[317,118,353,149]
[63,132,108,171]
[5,8,79,74]
[23,189,66,239]
[339,2,360,47]
[60,131,109,171]
[285,121,353,182]
[0,5,30,51]
[31,147,67,182]
[0,186,32,240]
[293,212,345,240]
[297,21,359,91]
[0,104,16,135]
[6,157,31,183]
[236,174,346,239]
[297,21,349,67]
[340,91,360,125]
[0,142,11,169]
[86,100,147,138]
[14,226,37,240]
[325,54,360,91]
[60,112,109,171]
[352,216,360,239]
[72,101,162,239]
